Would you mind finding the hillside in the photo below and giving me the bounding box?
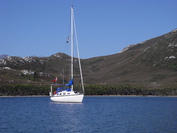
[82,29,177,89]
[0,53,71,85]
[0,29,177,89]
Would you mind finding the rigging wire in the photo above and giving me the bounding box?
[73,11,85,93]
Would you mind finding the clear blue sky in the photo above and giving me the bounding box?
[1,0,177,59]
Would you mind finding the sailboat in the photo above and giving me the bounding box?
[49,6,84,103]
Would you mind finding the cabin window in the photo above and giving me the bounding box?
[63,93,66,95]
[67,93,70,95]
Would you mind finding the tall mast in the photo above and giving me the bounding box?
[70,6,74,91]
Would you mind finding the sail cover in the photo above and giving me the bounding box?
[56,87,71,92]
[65,79,73,86]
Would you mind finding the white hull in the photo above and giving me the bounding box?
[50,94,84,103]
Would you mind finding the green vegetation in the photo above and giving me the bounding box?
[0,84,49,96]
[0,84,177,96]
[84,84,177,96]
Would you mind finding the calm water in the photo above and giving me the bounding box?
[0,96,177,133]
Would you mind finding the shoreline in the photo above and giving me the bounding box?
[0,95,49,97]
[0,95,177,97]
[85,95,177,97]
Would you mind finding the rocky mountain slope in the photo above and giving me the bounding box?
[82,29,177,88]
[0,29,177,89]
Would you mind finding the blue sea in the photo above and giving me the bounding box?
[0,96,177,133]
